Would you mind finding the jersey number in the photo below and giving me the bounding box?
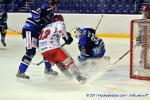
[88,31,99,44]
[39,29,51,40]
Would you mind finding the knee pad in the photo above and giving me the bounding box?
[91,47,105,58]
[21,48,36,66]
[78,55,87,62]
[26,48,36,57]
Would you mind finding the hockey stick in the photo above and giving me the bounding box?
[95,15,104,31]
[0,25,21,34]
[112,44,138,65]
[32,43,66,66]
[8,28,21,34]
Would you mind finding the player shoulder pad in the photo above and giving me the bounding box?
[41,3,50,9]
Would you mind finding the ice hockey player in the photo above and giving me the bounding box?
[0,7,7,46]
[38,14,86,83]
[35,0,60,30]
[136,5,150,63]
[73,27,106,63]
[16,10,58,79]
[16,0,60,79]
[136,5,150,46]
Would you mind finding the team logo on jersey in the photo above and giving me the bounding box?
[40,47,48,51]
[39,41,48,47]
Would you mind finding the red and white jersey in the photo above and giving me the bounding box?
[39,21,68,53]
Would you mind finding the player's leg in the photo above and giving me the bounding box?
[91,46,106,58]
[140,44,144,64]
[42,48,86,83]
[17,47,36,79]
[16,30,37,79]
[56,62,73,78]
[0,26,7,46]
[57,48,86,83]
[44,58,58,76]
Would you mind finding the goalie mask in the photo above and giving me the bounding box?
[73,27,82,38]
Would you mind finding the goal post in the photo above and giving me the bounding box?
[130,19,150,80]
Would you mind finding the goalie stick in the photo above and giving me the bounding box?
[95,15,104,31]
[112,44,138,65]
[31,43,66,66]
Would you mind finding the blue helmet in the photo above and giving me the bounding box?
[49,0,60,4]
[31,10,40,22]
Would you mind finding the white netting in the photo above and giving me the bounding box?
[130,19,150,80]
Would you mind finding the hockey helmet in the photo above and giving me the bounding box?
[73,27,82,38]
[49,0,60,4]
[54,14,64,22]
[143,6,150,12]
[31,10,40,22]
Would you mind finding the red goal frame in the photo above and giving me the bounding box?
[130,19,150,80]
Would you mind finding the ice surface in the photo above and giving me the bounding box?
[0,36,150,100]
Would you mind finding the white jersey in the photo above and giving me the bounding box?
[138,13,150,35]
[39,21,68,53]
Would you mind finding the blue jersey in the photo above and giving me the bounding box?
[0,8,7,28]
[22,18,39,39]
[36,2,54,27]
[78,28,105,57]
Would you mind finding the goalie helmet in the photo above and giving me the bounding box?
[54,14,64,22]
[73,27,82,38]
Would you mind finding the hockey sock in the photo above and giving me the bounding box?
[44,61,52,71]
[69,63,81,76]
[19,63,28,73]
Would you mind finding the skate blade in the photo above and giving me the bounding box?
[79,79,87,84]
[16,77,30,80]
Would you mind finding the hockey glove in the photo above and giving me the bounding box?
[63,32,73,45]
[136,34,143,46]
[79,45,89,57]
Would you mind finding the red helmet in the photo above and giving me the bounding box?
[54,14,64,22]
[143,6,150,12]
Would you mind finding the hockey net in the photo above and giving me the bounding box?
[130,19,150,80]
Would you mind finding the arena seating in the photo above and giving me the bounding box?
[1,0,149,14]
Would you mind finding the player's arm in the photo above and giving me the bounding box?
[78,35,89,56]
[57,22,73,45]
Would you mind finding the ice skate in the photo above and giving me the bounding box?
[76,75,86,84]
[44,69,58,76]
[103,56,111,61]
[1,39,6,46]
[16,71,30,79]
[62,70,73,79]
